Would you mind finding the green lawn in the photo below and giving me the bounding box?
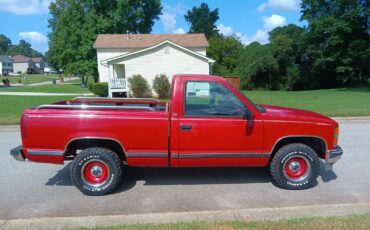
[244,87,370,117]
[0,96,74,125]
[0,83,91,94]
[71,213,370,230]
[1,74,61,84]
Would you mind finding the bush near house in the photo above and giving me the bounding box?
[89,82,108,97]
[153,74,171,99]
[128,74,152,98]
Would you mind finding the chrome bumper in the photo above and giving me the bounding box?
[325,145,343,170]
[10,145,25,161]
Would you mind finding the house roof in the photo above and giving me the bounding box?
[102,40,215,65]
[0,55,12,62]
[93,34,209,49]
[31,57,43,63]
[12,55,31,63]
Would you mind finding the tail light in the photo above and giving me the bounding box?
[333,126,339,146]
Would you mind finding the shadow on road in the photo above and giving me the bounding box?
[45,161,338,193]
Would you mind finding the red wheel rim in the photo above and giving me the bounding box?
[82,160,109,186]
[284,156,309,181]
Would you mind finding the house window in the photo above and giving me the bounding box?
[184,81,247,117]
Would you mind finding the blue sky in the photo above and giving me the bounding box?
[0,0,304,54]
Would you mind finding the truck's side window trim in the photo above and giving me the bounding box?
[183,80,249,118]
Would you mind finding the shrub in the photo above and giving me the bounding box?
[128,74,152,98]
[90,82,108,97]
[153,74,171,99]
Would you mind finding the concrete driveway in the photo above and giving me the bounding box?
[0,121,369,220]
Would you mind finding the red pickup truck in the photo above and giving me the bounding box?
[11,74,343,195]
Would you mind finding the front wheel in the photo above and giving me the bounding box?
[70,147,123,196]
[270,143,319,189]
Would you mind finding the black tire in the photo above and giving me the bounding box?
[70,147,123,196]
[270,143,319,190]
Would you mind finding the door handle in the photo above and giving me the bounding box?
[180,125,192,131]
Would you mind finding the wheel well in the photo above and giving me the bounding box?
[65,138,126,161]
[271,137,327,160]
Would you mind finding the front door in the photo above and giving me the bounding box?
[178,80,264,167]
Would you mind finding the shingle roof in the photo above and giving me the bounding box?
[12,55,30,63]
[0,55,12,62]
[93,34,209,48]
[31,57,43,63]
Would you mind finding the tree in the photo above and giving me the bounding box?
[207,35,244,76]
[269,24,306,90]
[184,3,219,39]
[47,0,162,84]
[0,34,11,54]
[236,42,279,90]
[301,0,370,87]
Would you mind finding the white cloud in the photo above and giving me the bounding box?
[268,0,300,11]
[237,30,269,45]
[217,24,234,36]
[263,14,286,31]
[19,31,48,53]
[160,2,187,33]
[160,12,177,32]
[174,28,186,34]
[257,3,267,12]
[0,0,51,15]
[257,0,300,12]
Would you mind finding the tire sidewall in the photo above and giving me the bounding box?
[71,149,121,195]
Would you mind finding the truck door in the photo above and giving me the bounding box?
[177,80,265,167]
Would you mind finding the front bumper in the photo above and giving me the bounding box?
[10,145,25,161]
[325,145,343,170]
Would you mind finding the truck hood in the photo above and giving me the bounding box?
[260,104,337,125]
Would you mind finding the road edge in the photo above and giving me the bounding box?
[1,203,370,230]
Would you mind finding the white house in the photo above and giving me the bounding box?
[0,55,13,75]
[93,34,215,97]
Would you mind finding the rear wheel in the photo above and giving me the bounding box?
[70,147,123,196]
[270,143,319,189]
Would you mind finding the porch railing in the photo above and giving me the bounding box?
[109,78,127,89]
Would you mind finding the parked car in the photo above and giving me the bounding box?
[11,74,343,195]
[8,72,20,76]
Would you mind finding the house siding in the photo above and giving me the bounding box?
[96,46,208,83]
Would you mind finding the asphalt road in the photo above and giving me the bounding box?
[1,121,369,220]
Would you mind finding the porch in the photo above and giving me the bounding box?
[108,64,128,98]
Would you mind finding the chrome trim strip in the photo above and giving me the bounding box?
[36,104,155,111]
[178,153,270,159]
[127,152,168,158]
[28,149,64,156]
[172,153,178,158]
[73,97,159,102]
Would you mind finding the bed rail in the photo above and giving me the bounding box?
[72,97,160,102]
[36,104,156,111]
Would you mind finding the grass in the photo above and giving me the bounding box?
[72,213,370,230]
[0,83,91,94]
[244,87,370,117]
[0,96,74,125]
[0,74,61,84]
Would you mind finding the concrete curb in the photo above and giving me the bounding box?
[1,203,369,230]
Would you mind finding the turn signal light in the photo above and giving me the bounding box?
[333,127,339,146]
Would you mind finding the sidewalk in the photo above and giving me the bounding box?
[1,202,369,230]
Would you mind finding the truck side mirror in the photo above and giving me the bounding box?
[243,109,254,120]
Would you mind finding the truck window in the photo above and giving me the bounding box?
[184,81,247,117]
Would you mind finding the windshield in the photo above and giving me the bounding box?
[226,81,266,113]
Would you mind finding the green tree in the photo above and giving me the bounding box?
[301,0,370,87]
[47,0,162,85]
[184,3,219,39]
[207,35,244,76]
[0,34,11,54]
[236,42,279,90]
[269,24,306,90]
[6,40,43,57]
